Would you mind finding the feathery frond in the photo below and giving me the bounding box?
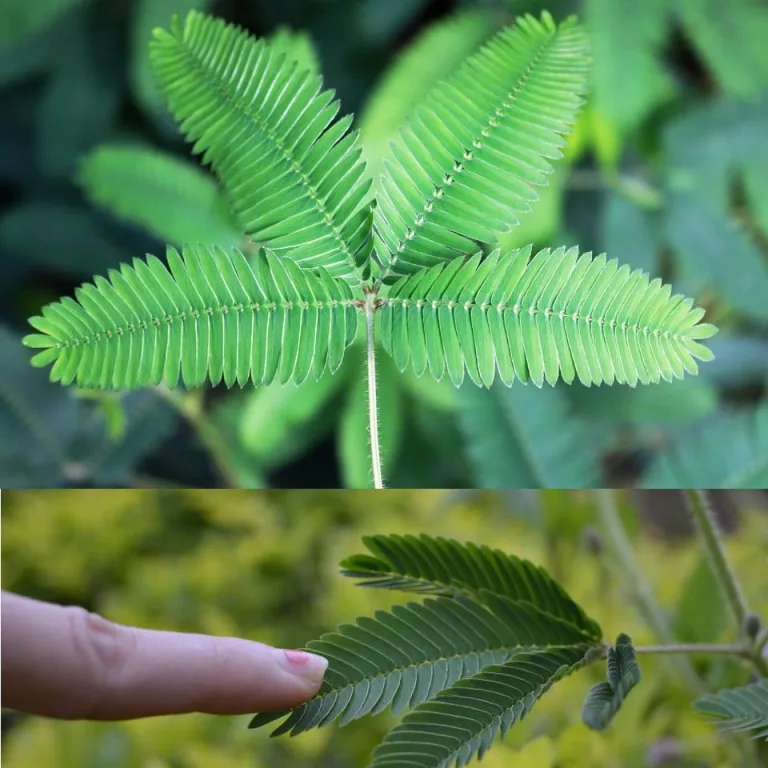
[581,634,641,731]
[23,245,358,390]
[373,13,590,281]
[377,246,717,388]
[370,646,597,768]
[150,12,374,281]
[695,679,768,741]
[250,595,599,737]
[340,534,601,638]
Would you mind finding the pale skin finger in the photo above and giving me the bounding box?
[1,592,327,720]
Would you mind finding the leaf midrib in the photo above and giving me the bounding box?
[383,297,692,341]
[346,574,597,638]
[315,639,592,701]
[51,298,360,351]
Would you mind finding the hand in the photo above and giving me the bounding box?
[1,591,327,720]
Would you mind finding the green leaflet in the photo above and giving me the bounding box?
[581,634,641,731]
[23,245,359,390]
[359,9,494,179]
[339,534,602,639]
[695,679,768,741]
[150,12,374,282]
[457,382,604,488]
[377,247,717,389]
[642,405,768,489]
[370,646,597,768]
[79,145,242,249]
[250,535,606,765]
[374,13,590,281]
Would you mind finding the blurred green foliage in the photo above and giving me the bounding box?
[1,0,768,489]
[2,489,767,765]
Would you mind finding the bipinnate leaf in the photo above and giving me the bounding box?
[374,13,590,281]
[370,646,598,768]
[150,12,374,282]
[250,595,598,737]
[581,633,641,731]
[23,245,358,390]
[340,534,601,639]
[695,678,768,741]
[378,246,717,389]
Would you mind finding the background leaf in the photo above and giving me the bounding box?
[457,382,604,488]
[0,0,92,47]
[78,144,242,248]
[642,405,768,488]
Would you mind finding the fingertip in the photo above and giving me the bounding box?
[279,649,328,692]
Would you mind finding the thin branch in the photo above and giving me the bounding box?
[684,491,749,631]
[635,643,753,657]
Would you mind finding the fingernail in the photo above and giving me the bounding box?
[282,649,328,682]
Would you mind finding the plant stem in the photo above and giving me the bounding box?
[364,290,383,489]
[684,491,750,633]
[634,643,753,657]
[153,387,242,489]
[594,490,703,692]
